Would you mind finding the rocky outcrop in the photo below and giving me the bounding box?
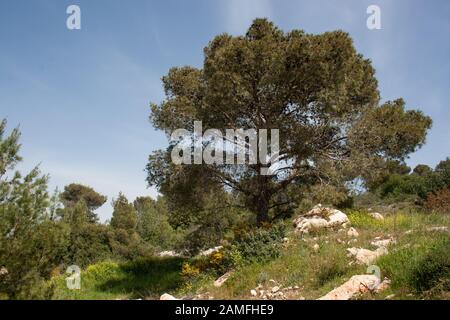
[346,236,394,265]
[293,204,350,235]
[198,246,223,257]
[213,270,234,288]
[158,250,182,258]
[158,246,223,258]
[327,210,350,228]
[346,247,387,265]
[371,237,395,248]
[294,217,329,234]
[318,275,390,300]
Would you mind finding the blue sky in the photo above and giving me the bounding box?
[1,0,449,221]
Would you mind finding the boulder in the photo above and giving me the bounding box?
[198,246,223,257]
[214,270,234,288]
[318,275,389,300]
[346,247,387,265]
[158,250,182,258]
[328,210,350,227]
[371,238,395,248]
[303,203,326,216]
[294,217,328,235]
[347,227,359,238]
[160,293,179,300]
[368,212,384,220]
[293,204,349,235]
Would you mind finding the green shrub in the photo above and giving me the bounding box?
[84,261,124,284]
[378,234,450,297]
[121,256,183,275]
[409,238,450,294]
[226,223,286,265]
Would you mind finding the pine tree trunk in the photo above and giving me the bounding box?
[255,196,269,225]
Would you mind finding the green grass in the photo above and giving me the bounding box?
[377,232,449,299]
[51,257,189,300]
[348,209,449,232]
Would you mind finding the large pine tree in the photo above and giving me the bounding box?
[147,19,432,224]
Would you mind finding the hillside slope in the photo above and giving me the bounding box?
[50,210,449,300]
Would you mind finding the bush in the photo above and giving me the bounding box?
[410,240,450,294]
[425,188,450,214]
[178,205,249,255]
[84,261,123,284]
[378,234,450,297]
[225,223,286,266]
[178,250,227,280]
[180,262,200,279]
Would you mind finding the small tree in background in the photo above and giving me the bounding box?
[60,183,107,223]
[110,193,138,230]
[109,193,149,259]
[62,200,113,268]
[376,158,450,201]
[134,196,182,250]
